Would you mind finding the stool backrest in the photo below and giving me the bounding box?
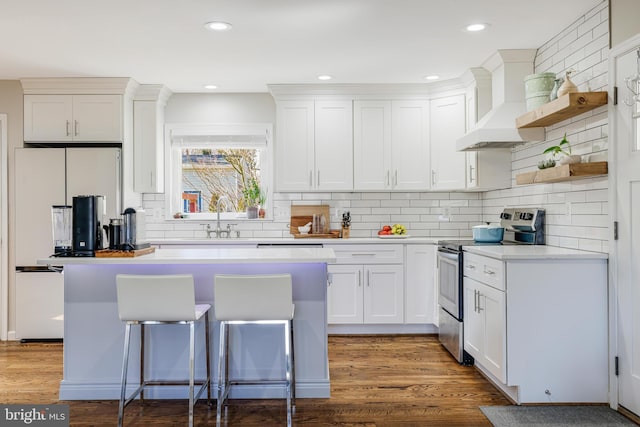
[116,274,197,321]
[214,274,293,321]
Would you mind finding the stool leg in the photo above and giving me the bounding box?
[204,311,212,406]
[188,321,195,427]
[290,318,296,406]
[216,321,227,425]
[284,320,292,427]
[140,324,145,403]
[118,323,132,427]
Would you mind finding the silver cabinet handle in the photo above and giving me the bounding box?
[309,170,313,187]
[469,164,476,183]
[477,291,483,312]
[317,170,320,186]
[74,120,79,136]
[474,289,478,313]
[328,273,333,286]
[432,170,436,186]
[484,268,496,276]
[386,170,390,186]
[358,270,362,287]
[352,253,376,257]
[367,270,370,287]
[394,170,398,186]
[466,264,476,270]
[150,171,154,187]
[65,120,70,136]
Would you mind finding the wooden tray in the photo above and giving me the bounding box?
[293,230,341,239]
[95,247,156,257]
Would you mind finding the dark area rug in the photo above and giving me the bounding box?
[480,405,637,427]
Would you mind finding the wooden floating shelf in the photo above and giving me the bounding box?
[515,161,608,185]
[516,91,608,129]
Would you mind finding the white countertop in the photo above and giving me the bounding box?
[150,237,439,245]
[463,245,609,260]
[38,247,337,265]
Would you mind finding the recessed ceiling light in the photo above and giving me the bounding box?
[317,75,333,81]
[424,75,440,80]
[203,84,218,90]
[466,23,487,32]
[205,21,232,32]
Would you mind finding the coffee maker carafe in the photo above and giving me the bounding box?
[72,195,105,256]
[103,218,123,250]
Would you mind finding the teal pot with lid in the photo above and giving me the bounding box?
[472,223,505,243]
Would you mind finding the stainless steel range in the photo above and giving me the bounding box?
[437,207,545,364]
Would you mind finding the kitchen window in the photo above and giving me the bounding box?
[165,123,273,220]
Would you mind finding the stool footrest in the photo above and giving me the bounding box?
[123,380,210,408]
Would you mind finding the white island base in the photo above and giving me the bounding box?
[44,248,334,400]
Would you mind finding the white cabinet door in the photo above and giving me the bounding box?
[24,94,122,142]
[364,264,404,324]
[430,94,466,190]
[463,277,483,360]
[315,100,353,190]
[463,276,506,383]
[134,100,164,193]
[353,100,392,190]
[480,281,506,383]
[72,95,122,141]
[24,95,73,141]
[391,100,430,190]
[404,244,437,324]
[275,100,315,191]
[327,264,363,323]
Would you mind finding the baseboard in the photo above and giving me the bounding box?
[618,405,640,425]
[328,324,437,335]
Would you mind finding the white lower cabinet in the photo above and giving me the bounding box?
[463,277,506,382]
[404,244,437,324]
[328,263,404,324]
[463,251,608,404]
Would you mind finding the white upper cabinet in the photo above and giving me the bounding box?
[275,100,353,192]
[430,94,467,190]
[314,100,353,190]
[353,100,392,190]
[354,100,430,191]
[133,85,172,193]
[391,100,430,190]
[24,94,123,142]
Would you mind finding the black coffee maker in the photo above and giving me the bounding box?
[72,195,105,256]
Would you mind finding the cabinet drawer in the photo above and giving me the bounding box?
[463,252,504,291]
[327,244,403,264]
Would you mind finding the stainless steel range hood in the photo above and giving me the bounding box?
[457,49,545,151]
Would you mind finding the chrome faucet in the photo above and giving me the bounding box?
[215,196,231,238]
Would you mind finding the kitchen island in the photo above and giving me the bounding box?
[38,247,336,400]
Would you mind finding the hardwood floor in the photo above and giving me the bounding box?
[0,335,510,426]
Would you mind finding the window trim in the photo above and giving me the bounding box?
[163,123,273,221]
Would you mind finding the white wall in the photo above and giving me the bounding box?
[483,1,610,253]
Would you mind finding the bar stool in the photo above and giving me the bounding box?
[214,274,295,426]
[116,274,211,427]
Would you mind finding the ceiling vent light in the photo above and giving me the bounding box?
[317,75,333,81]
[203,84,218,90]
[205,21,232,32]
[466,23,487,32]
[424,75,440,80]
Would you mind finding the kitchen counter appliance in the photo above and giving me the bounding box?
[437,207,545,364]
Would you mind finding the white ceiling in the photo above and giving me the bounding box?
[0,0,604,93]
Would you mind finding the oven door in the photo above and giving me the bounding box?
[437,248,461,320]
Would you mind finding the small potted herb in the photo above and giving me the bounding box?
[542,133,581,166]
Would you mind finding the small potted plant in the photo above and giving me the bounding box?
[258,187,267,219]
[542,133,581,166]
[242,178,261,219]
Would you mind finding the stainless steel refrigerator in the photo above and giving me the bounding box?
[14,147,121,340]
